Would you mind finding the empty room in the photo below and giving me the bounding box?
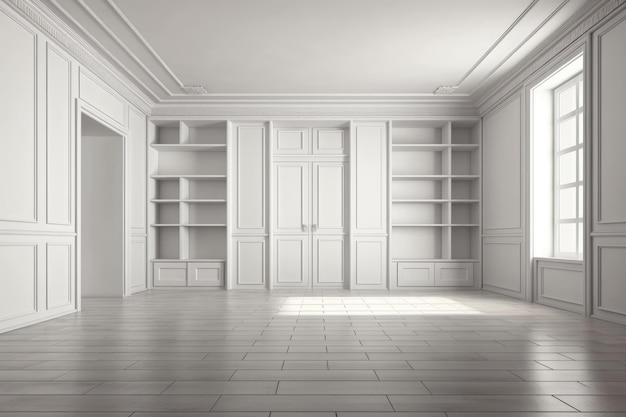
[1,0,626,415]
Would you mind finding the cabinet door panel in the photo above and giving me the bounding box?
[233,126,266,234]
[351,237,387,288]
[313,128,346,155]
[274,128,309,155]
[435,262,474,287]
[274,163,309,233]
[352,124,387,233]
[313,163,346,234]
[397,263,434,287]
[187,262,224,287]
[153,262,186,287]
[232,237,266,287]
[274,236,309,286]
[313,236,345,286]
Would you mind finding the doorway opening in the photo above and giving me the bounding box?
[80,114,126,298]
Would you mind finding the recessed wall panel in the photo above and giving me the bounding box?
[46,243,72,309]
[483,97,522,231]
[0,244,37,321]
[483,241,522,294]
[0,12,36,223]
[46,46,72,226]
[237,127,265,231]
[597,17,626,224]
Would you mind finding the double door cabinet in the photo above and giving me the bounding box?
[149,119,480,289]
[273,161,347,287]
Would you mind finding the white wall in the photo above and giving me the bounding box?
[0,5,77,332]
[482,94,527,300]
[591,9,626,325]
[0,1,148,333]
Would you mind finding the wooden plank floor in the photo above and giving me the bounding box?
[1,289,626,416]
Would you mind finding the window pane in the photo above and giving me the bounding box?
[559,223,577,253]
[578,112,584,144]
[559,85,577,116]
[560,187,577,219]
[578,149,583,181]
[559,151,577,185]
[578,80,583,108]
[578,185,584,218]
[559,117,577,150]
[578,222,584,256]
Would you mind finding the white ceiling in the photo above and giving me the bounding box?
[45,0,592,104]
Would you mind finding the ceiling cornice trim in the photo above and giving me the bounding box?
[4,0,155,114]
[475,0,625,115]
[151,102,478,118]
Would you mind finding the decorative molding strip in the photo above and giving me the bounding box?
[3,0,154,114]
[151,103,479,118]
[475,0,626,115]
[0,230,76,237]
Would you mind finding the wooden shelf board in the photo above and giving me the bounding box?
[151,199,227,203]
[392,144,448,152]
[151,175,227,180]
[151,258,226,262]
[392,175,448,180]
[449,144,480,151]
[392,224,448,227]
[151,144,226,152]
[450,175,480,180]
[152,224,227,227]
[392,258,480,263]
[393,199,448,203]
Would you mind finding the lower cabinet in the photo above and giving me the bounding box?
[396,262,474,287]
[153,261,224,287]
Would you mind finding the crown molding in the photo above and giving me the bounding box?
[3,0,155,114]
[150,101,478,118]
[475,0,625,116]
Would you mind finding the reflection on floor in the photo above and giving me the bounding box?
[1,288,626,415]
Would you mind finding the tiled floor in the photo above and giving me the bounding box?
[1,289,626,416]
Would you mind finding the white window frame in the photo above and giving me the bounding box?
[553,73,584,258]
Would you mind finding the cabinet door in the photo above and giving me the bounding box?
[274,163,309,234]
[435,262,474,287]
[232,126,266,234]
[274,235,309,287]
[232,237,266,288]
[313,162,346,234]
[397,263,434,287]
[351,123,387,234]
[274,128,309,155]
[313,235,345,286]
[187,262,224,287]
[351,237,387,288]
[153,262,186,287]
[313,128,346,155]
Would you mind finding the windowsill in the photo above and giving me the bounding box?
[534,256,583,264]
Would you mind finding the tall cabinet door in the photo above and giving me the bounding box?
[313,162,346,234]
[274,162,310,287]
[274,163,309,234]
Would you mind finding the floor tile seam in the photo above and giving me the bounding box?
[552,394,582,412]
[158,380,176,395]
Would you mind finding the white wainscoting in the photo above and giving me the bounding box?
[46,242,74,310]
[232,237,267,288]
[483,238,524,299]
[534,258,584,314]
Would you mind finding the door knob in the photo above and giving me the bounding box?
[301,224,307,232]
[312,224,318,232]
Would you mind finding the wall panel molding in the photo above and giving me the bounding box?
[46,42,73,226]
[46,242,72,309]
[2,0,153,113]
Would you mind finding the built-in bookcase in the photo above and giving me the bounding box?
[149,120,228,287]
[390,120,480,287]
